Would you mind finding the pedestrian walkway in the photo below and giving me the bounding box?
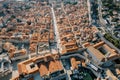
[51,6,61,52]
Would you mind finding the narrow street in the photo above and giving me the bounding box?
[87,0,92,25]
[51,5,61,52]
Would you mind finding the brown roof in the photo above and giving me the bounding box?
[83,42,90,47]
[38,54,63,76]
[70,57,82,70]
[93,41,104,48]
[103,44,117,55]
[103,44,120,60]
[39,63,48,76]
[17,54,63,77]
[10,76,19,80]
[49,60,63,73]
[106,69,118,80]
[116,68,120,75]
[18,59,39,74]
[71,57,77,70]
[88,46,105,61]
[39,59,63,76]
